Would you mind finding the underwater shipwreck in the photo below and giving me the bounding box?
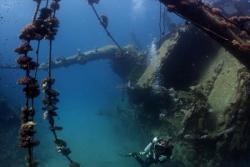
[1,0,250,167]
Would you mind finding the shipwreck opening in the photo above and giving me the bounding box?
[160,27,220,90]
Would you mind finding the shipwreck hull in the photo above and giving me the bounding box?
[1,23,249,166]
[132,26,250,166]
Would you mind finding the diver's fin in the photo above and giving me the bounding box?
[117,153,133,158]
[118,152,138,158]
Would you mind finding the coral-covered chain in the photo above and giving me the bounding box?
[41,0,80,167]
[15,0,79,166]
[87,0,123,52]
[15,0,44,167]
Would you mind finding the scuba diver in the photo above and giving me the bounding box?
[128,137,174,167]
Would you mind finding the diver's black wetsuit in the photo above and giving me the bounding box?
[133,155,157,167]
[132,139,173,167]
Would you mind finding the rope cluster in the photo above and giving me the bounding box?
[41,0,80,166]
[15,0,80,166]
[15,0,43,166]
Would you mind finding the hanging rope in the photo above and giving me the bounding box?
[48,40,52,78]
[46,0,50,8]
[41,1,80,167]
[87,0,123,52]
[159,2,162,39]
[159,2,169,39]
[34,40,41,78]
[33,0,42,22]
[15,0,43,166]
[15,1,80,167]
[163,7,167,35]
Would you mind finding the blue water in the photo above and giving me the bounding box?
[35,61,142,167]
[0,0,176,166]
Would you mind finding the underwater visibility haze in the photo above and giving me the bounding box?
[1,0,250,167]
